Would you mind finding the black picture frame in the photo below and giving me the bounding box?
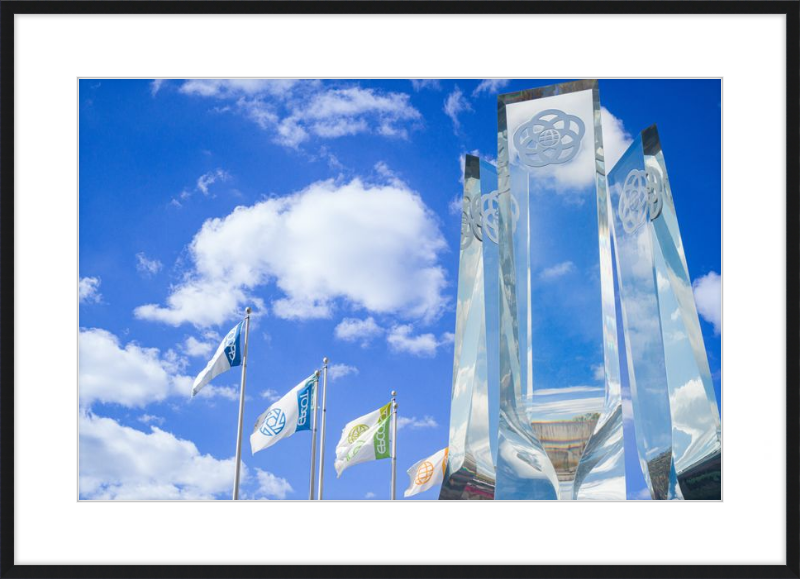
[1,1,797,578]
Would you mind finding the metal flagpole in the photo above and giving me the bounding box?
[308,370,320,500]
[316,357,329,500]
[232,307,251,500]
[391,390,397,500]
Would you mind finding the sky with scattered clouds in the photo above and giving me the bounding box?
[79,79,721,501]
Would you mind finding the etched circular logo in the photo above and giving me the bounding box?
[348,424,369,444]
[618,168,665,233]
[259,408,286,436]
[513,109,586,168]
[460,193,483,250]
[415,461,435,485]
[482,190,520,244]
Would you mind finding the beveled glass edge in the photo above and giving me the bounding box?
[641,123,662,157]
[464,154,481,183]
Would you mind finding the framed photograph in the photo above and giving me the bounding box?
[2,1,797,577]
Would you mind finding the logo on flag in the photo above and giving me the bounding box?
[415,461,435,485]
[250,373,317,455]
[404,447,448,498]
[223,326,239,363]
[334,402,393,477]
[348,424,369,444]
[260,408,287,436]
[191,321,244,397]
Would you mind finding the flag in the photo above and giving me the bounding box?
[250,374,317,454]
[404,448,448,498]
[191,321,244,397]
[334,402,392,477]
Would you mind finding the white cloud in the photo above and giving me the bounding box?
[387,325,452,357]
[444,86,472,131]
[136,178,448,328]
[170,169,232,206]
[138,414,165,426]
[254,468,293,500]
[80,328,237,408]
[601,106,633,172]
[693,271,721,335]
[193,384,239,401]
[196,168,230,195]
[79,276,102,304]
[539,261,576,281]
[473,79,510,96]
[328,363,358,382]
[79,411,243,500]
[448,194,463,216]
[334,317,384,345]
[410,79,441,91]
[179,79,300,99]
[260,389,280,403]
[364,491,377,499]
[136,252,163,277]
[397,415,438,430]
[183,335,215,358]
[178,81,421,149]
[79,328,187,408]
[592,364,605,382]
[150,79,165,96]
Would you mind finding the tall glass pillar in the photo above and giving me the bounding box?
[609,125,721,500]
[496,80,623,499]
[439,155,497,499]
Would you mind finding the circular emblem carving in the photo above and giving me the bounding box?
[482,190,520,244]
[618,167,665,234]
[513,109,586,168]
[461,190,520,248]
[415,461,435,485]
[347,424,369,444]
[645,166,664,220]
[259,408,286,436]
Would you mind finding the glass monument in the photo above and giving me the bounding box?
[495,80,625,500]
[608,125,721,500]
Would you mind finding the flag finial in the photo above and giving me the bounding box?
[323,357,329,365]
[245,306,252,315]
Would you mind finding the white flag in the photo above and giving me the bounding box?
[334,402,392,477]
[191,321,244,397]
[250,374,317,454]
[404,448,448,498]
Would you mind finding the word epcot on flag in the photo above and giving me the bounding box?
[404,448,448,498]
[191,321,243,397]
[250,374,317,454]
[334,402,392,477]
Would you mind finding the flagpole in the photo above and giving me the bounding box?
[391,390,397,500]
[316,357,329,500]
[232,307,251,500]
[308,370,320,500]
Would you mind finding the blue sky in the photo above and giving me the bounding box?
[78,78,721,501]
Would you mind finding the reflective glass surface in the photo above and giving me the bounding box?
[439,156,496,499]
[496,80,623,499]
[608,125,721,500]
